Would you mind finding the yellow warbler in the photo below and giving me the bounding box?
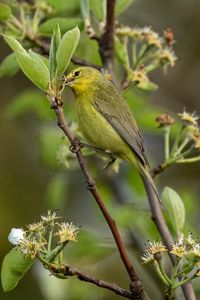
[65,67,159,200]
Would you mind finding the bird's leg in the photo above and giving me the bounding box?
[80,142,107,153]
[69,140,106,154]
[103,153,117,171]
[69,140,116,171]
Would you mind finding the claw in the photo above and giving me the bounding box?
[69,139,83,153]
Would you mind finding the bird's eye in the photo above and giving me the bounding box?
[74,71,80,77]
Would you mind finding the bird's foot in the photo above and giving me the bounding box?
[69,138,84,153]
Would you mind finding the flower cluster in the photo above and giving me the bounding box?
[141,240,167,263]
[8,210,79,259]
[141,233,200,297]
[116,26,164,47]
[155,109,200,166]
[116,25,177,68]
[177,110,200,149]
[142,233,200,273]
[169,233,200,262]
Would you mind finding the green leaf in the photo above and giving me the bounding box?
[1,248,34,292]
[49,24,61,81]
[16,52,50,91]
[0,4,12,20]
[3,35,27,54]
[28,49,49,68]
[38,18,83,36]
[116,0,134,15]
[0,53,19,77]
[162,187,185,236]
[56,26,80,76]
[3,35,50,91]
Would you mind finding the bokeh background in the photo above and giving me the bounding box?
[1,0,200,299]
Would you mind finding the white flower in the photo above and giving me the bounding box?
[8,228,25,245]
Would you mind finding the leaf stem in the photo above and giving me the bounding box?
[157,260,172,285]
[47,220,54,252]
[164,126,171,160]
[173,138,190,156]
[176,156,200,163]
[153,261,170,286]
[174,275,196,289]
[45,241,68,261]
[175,264,195,278]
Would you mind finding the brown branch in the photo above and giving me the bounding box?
[104,175,164,291]
[142,177,196,300]
[150,163,166,178]
[71,57,102,70]
[51,264,135,299]
[49,101,149,300]
[99,0,116,73]
[142,177,174,250]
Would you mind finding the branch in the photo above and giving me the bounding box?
[49,102,150,300]
[99,0,116,73]
[71,57,102,70]
[150,163,165,178]
[142,177,196,300]
[51,264,135,299]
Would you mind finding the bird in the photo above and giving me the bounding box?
[65,66,159,201]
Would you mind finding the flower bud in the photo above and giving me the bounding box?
[8,228,25,245]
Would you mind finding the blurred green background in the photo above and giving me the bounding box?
[1,0,200,299]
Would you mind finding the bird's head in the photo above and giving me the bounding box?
[65,67,103,94]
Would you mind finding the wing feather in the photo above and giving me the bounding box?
[93,84,149,166]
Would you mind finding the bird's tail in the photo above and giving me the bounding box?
[139,164,161,203]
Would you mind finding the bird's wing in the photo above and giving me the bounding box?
[93,86,149,166]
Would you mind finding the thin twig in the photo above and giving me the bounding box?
[71,57,102,70]
[38,255,134,299]
[99,0,116,74]
[50,102,149,300]
[105,175,164,291]
[150,163,165,178]
[57,265,135,299]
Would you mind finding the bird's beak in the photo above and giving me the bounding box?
[65,76,74,86]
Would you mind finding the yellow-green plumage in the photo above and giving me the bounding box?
[65,67,159,199]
